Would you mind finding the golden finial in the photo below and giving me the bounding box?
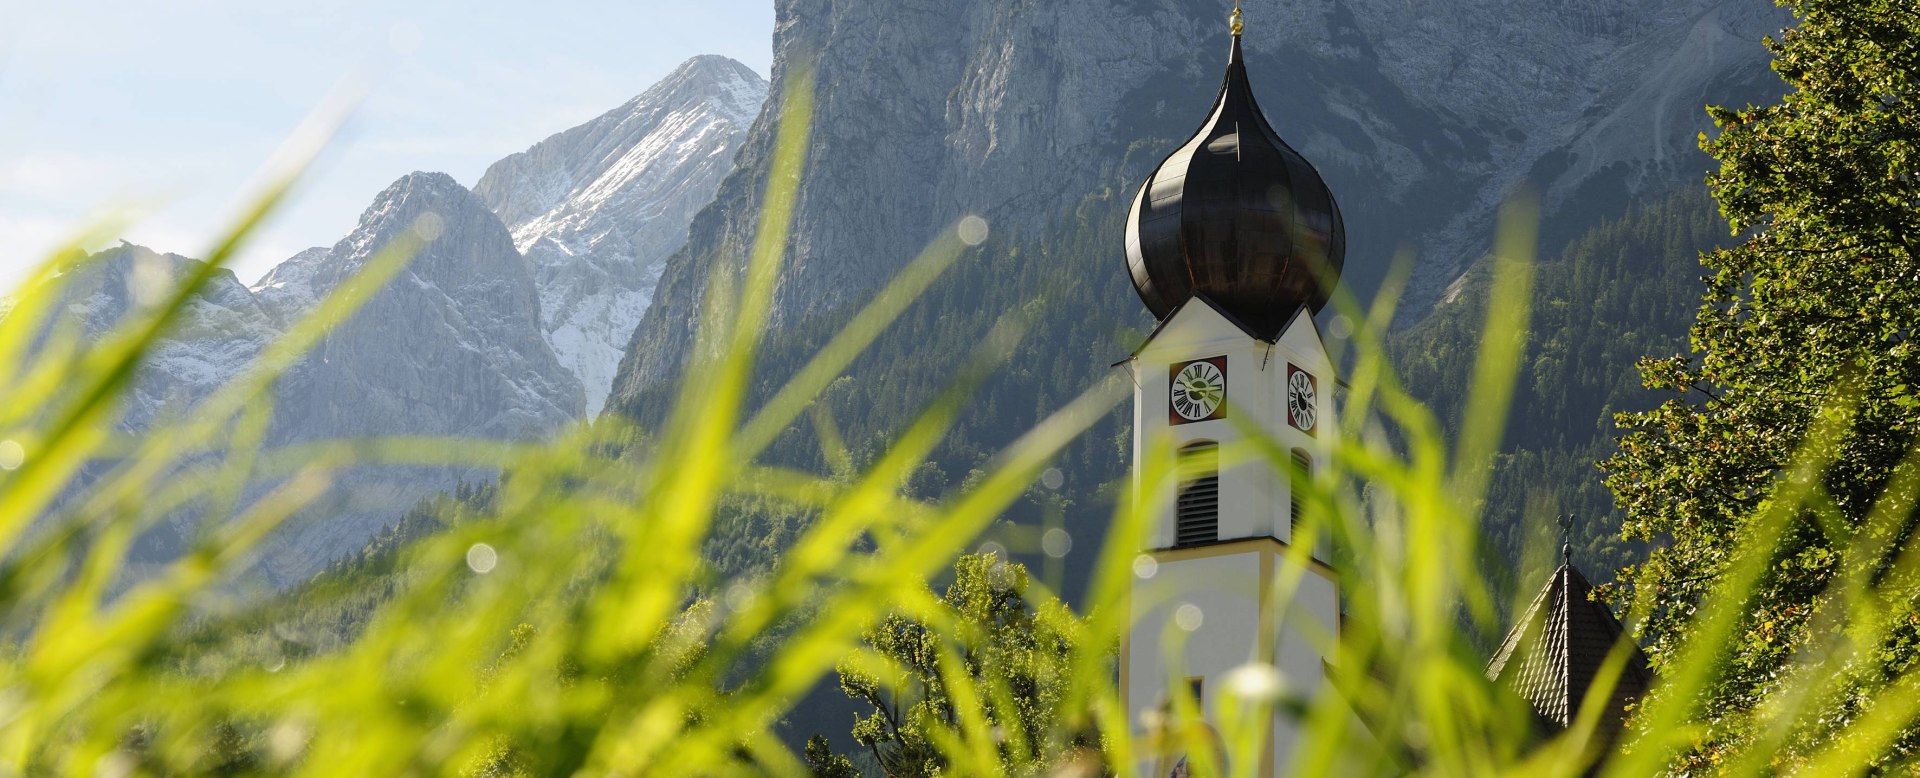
[1231,2,1245,36]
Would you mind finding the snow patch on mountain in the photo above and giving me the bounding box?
[39,244,281,430]
[247,170,582,583]
[251,246,329,324]
[475,55,767,415]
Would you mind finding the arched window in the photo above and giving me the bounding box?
[1176,441,1219,547]
[1289,448,1313,533]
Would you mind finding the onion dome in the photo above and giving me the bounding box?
[1124,6,1346,338]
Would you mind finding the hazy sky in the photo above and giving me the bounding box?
[0,1,775,288]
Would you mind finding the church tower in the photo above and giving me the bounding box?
[1119,5,1346,773]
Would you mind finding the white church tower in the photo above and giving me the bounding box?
[1118,5,1346,774]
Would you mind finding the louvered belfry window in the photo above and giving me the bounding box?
[1175,441,1220,547]
[1290,448,1312,532]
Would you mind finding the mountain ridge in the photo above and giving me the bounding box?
[610,0,1786,397]
[30,56,768,583]
[476,55,768,414]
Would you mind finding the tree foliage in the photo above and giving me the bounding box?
[1602,0,1920,766]
[1389,190,1723,595]
[814,552,1095,776]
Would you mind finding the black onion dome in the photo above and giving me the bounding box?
[1125,30,1346,338]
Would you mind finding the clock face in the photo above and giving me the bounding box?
[1169,357,1227,424]
[1287,364,1318,435]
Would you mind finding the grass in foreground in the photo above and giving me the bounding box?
[2,57,1919,778]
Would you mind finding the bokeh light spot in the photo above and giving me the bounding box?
[1175,603,1204,632]
[466,543,498,574]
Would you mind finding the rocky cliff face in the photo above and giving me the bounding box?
[612,0,1787,397]
[475,55,767,415]
[49,244,281,432]
[248,172,582,583]
[32,57,765,584]
[58,175,585,584]
[273,172,582,444]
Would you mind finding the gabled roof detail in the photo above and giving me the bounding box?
[1486,564,1653,742]
[1123,293,1308,363]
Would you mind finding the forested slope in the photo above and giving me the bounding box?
[628,184,1732,610]
[1388,190,1727,591]
[640,176,1155,598]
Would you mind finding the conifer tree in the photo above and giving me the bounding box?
[810,553,1090,775]
[1602,0,1920,762]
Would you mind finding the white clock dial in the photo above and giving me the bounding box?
[1287,365,1317,433]
[1171,359,1226,422]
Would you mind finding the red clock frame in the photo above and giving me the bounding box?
[1168,356,1228,425]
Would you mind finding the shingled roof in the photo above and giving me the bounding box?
[1485,563,1654,749]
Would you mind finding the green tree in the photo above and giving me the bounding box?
[814,553,1095,776]
[803,735,861,778]
[1602,0,1920,766]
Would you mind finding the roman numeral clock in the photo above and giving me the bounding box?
[1287,363,1317,435]
[1170,357,1227,424]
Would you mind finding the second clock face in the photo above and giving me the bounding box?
[1288,363,1318,435]
[1169,357,1227,424]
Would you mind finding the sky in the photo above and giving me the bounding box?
[0,0,775,289]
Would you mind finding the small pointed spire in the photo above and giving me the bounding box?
[1231,1,1245,37]
[1559,514,1574,567]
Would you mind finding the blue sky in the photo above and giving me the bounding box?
[0,0,775,288]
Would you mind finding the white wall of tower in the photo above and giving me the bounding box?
[1123,298,1340,775]
[1271,568,1339,764]
[1128,300,1334,550]
[1125,551,1339,773]
[1128,553,1262,704]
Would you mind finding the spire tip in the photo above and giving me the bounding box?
[1559,514,1574,567]
[1231,2,1244,37]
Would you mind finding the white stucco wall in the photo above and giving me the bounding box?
[1271,558,1339,768]
[1123,299,1342,776]
[1124,548,1339,775]
[1129,300,1335,551]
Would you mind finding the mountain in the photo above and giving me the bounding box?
[46,243,281,432]
[272,172,582,443]
[65,174,586,585]
[238,172,583,583]
[604,0,1796,575]
[600,0,1794,654]
[251,246,330,324]
[474,55,768,415]
[612,0,1786,396]
[21,57,766,584]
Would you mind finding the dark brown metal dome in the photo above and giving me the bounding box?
[1124,26,1346,338]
